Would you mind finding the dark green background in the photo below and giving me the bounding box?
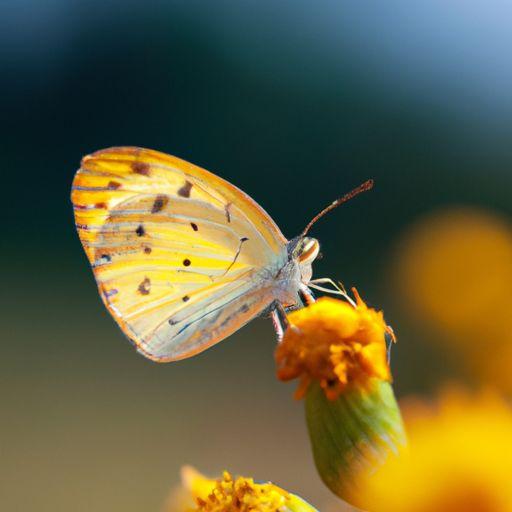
[3,2,512,510]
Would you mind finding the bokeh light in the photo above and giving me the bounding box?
[354,390,512,512]
[392,208,512,392]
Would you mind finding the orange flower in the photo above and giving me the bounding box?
[275,290,394,400]
[353,390,512,512]
[274,291,405,502]
[392,207,512,392]
[166,466,319,512]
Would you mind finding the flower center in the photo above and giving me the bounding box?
[275,291,393,400]
[192,471,289,512]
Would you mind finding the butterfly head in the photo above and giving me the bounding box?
[296,236,320,265]
[290,180,374,286]
[289,236,320,284]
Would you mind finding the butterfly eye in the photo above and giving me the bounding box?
[298,237,320,265]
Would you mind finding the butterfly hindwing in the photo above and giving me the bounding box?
[72,147,288,361]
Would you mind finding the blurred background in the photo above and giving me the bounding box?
[2,1,512,510]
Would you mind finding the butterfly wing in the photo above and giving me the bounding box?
[72,147,288,361]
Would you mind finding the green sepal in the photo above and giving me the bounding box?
[285,493,320,512]
[305,378,406,504]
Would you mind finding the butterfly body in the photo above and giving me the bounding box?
[72,147,319,361]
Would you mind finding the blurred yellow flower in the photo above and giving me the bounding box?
[166,466,318,512]
[353,390,512,512]
[393,207,512,391]
[275,291,393,400]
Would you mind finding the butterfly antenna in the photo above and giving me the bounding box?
[301,179,374,237]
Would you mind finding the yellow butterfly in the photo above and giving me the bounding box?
[72,147,372,361]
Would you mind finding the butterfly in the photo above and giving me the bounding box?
[72,147,372,361]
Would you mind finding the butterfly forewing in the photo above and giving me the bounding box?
[72,147,287,361]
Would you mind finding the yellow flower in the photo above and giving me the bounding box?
[275,290,393,400]
[353,390,512,512]
[166,467,318,512]
[274,292,405,503]
[392,207,512,392]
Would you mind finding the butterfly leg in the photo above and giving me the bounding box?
[309,277,345,292]
[270,301,289,342]
[299,283,316,305]
[308,278,356,306]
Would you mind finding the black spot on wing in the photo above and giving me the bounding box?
[224,203,232,223]
[132,161,151,176]
[137,277,151,295]
[151,195,169,213]
[182,295,190,302]
[190,222,198,231]
[107,181,121,190]
[178,180,193,198]
[183,258,191,267]
[104,288,118,298]
[136,224,145,237]
[143,246,152,254]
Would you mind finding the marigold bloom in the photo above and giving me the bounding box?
[353,390,512,512]
[274,292,405,503]
[166,466,318,512]
[275,291,393,400]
